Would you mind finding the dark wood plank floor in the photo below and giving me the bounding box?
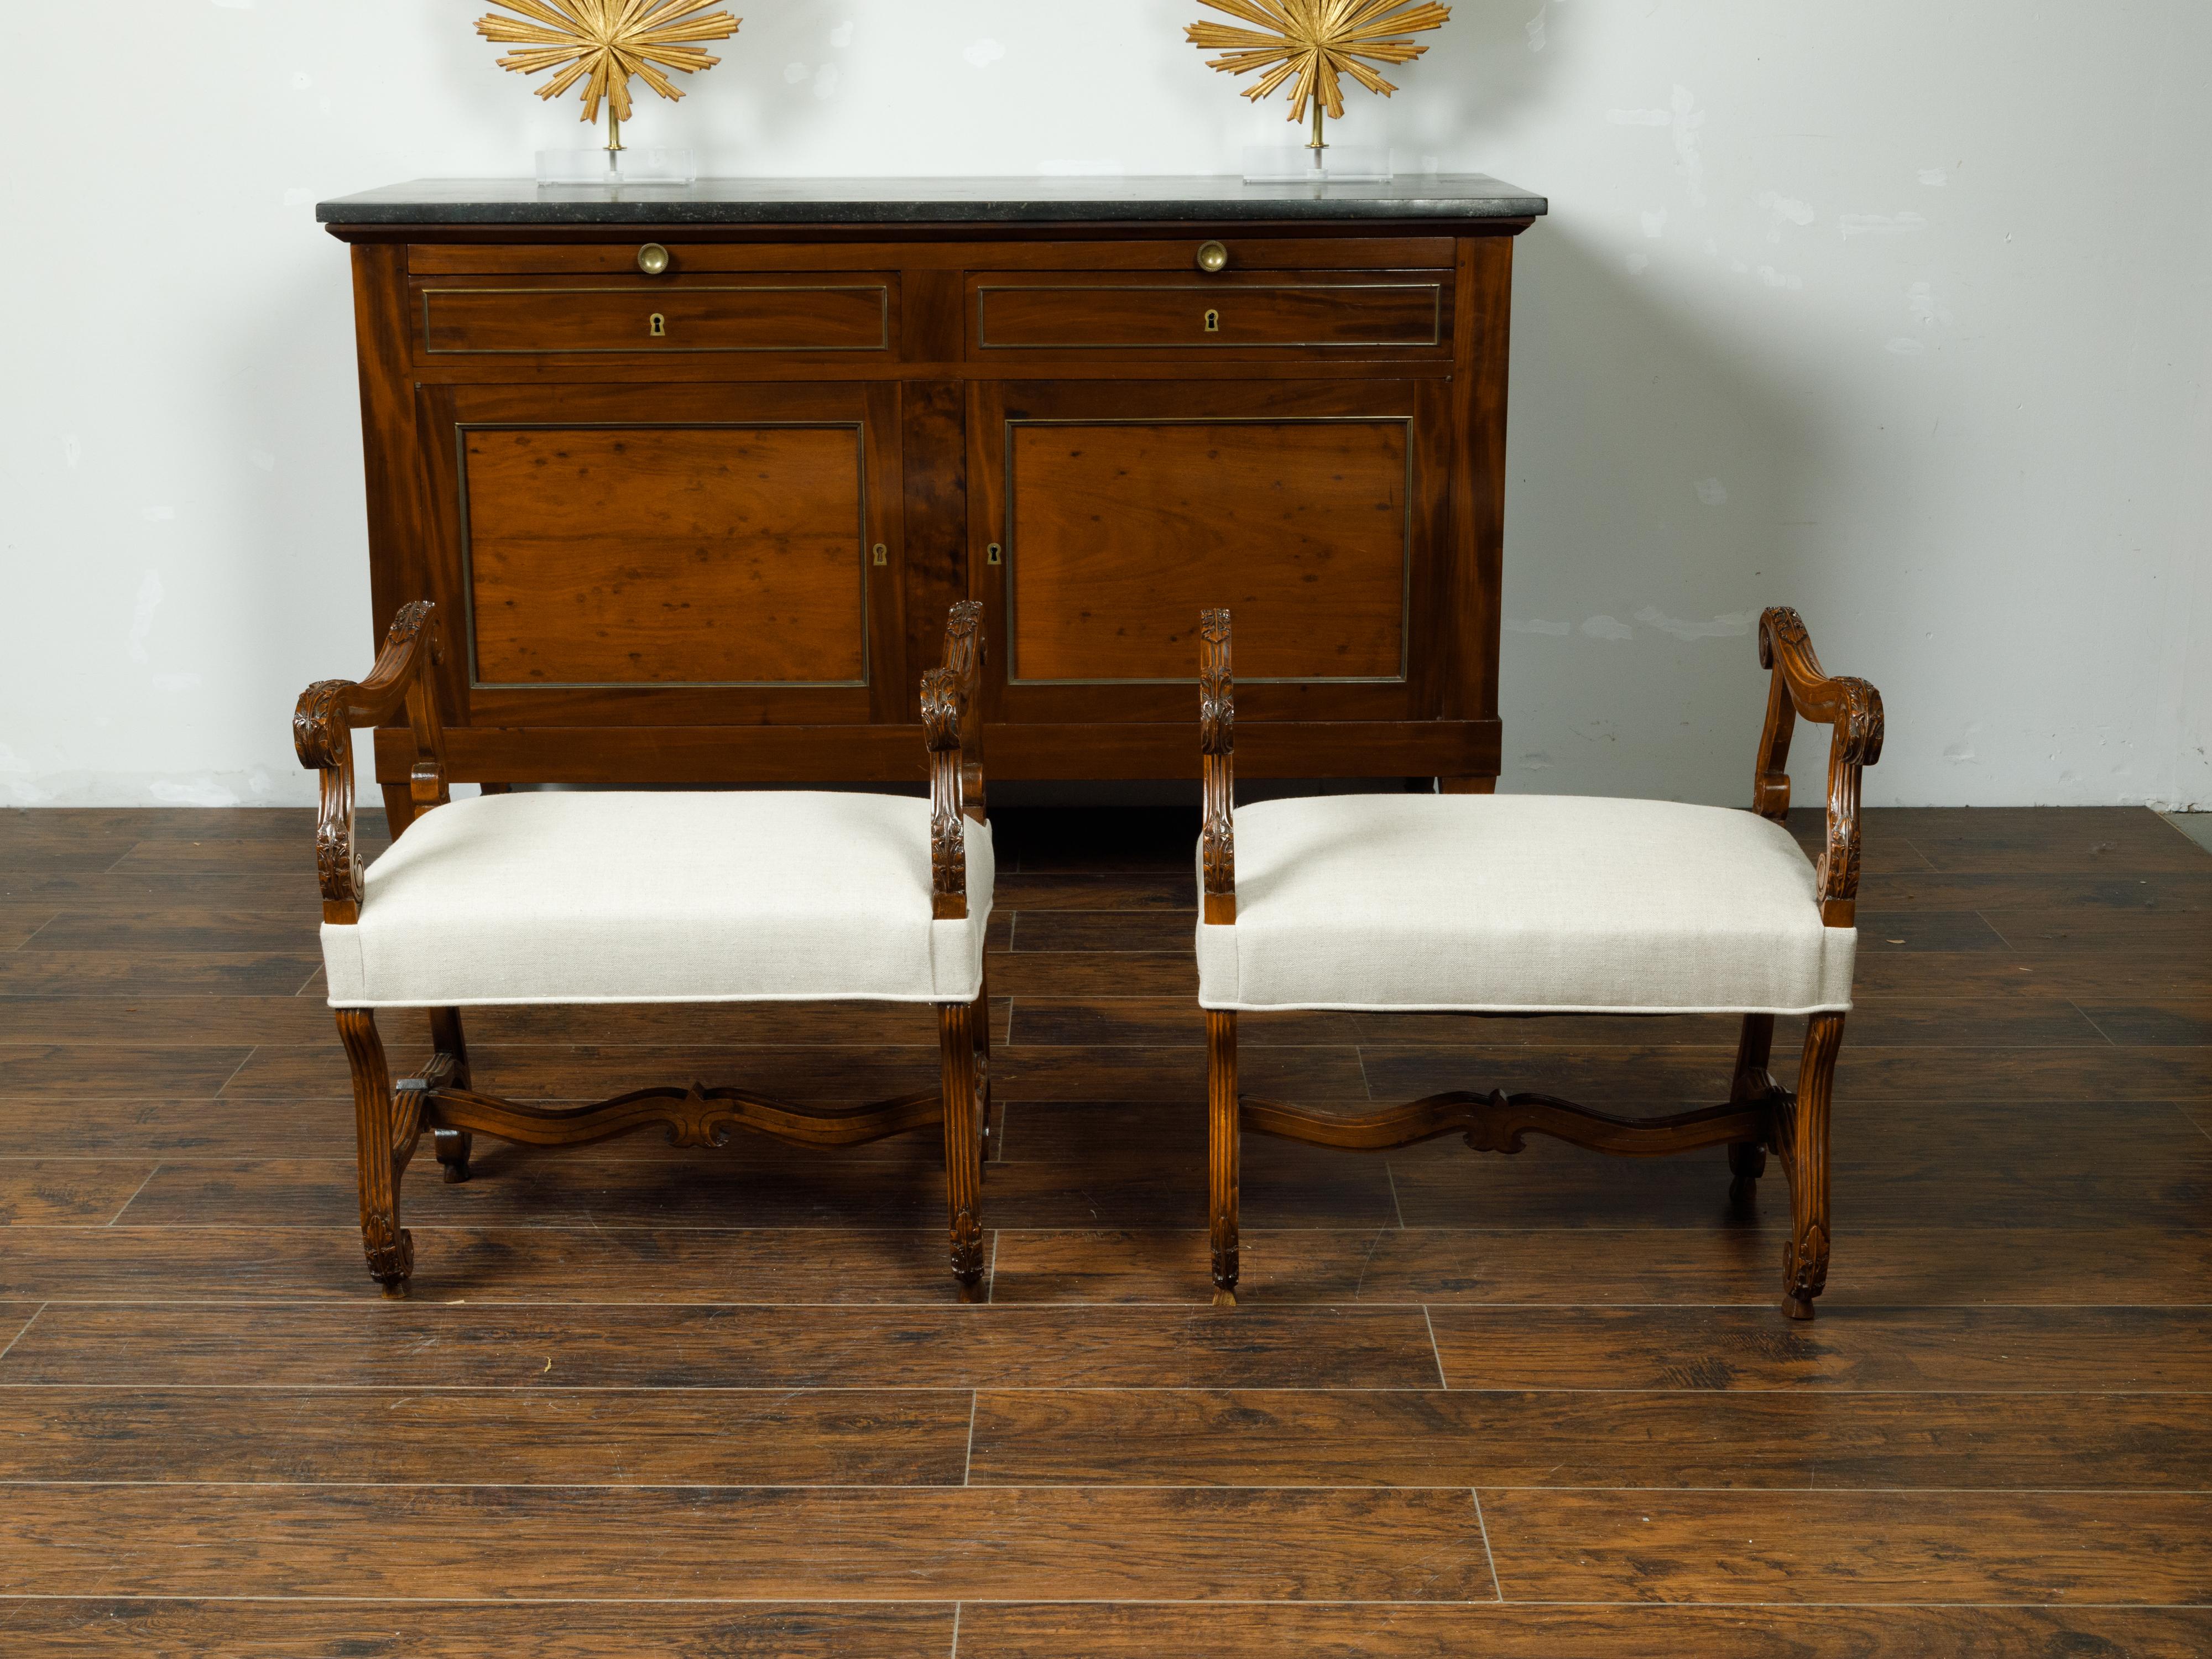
[1,802,2208,1656]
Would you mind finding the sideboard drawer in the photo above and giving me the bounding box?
[419,280,894,355]
[973,274,1449,354]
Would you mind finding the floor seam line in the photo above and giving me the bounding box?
[2063,999,2122,1048]
[213,1046,260,1099]
[1472,1487,1504,1603]
[0,1303,46,1365]
[107,1168,161,1227]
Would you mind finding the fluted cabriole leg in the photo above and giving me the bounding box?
[1727,1013,1775,1208]
[429,1006,474,1183]
[940,998,985,1299]
[1778,1012,1843,1320]
[336,1009,413,1296]
[1207,1010,1240,1307]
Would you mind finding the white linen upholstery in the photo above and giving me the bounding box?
[1196,794,1853,1015]
[322,791,992,1009]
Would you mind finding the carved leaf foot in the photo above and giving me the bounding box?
[362,1217,414,1294]
[950,1204,985,1295]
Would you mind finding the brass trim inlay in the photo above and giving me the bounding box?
[454,420,874,693]
[975,281,1445,351]
[422,284,893,356]
[999,415,1416,688]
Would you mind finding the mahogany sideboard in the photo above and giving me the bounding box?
[317,176,1546,817]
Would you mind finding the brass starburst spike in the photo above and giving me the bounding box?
[478,0,741,151]
[1187,0,1449,150]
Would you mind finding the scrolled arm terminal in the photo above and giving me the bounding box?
[1751,606,1886,928]
[925,601,987,921]
[293,601,450,925]
[1199,608,1237,926]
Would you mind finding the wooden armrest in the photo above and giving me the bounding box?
[1752,607,1886,927]
[1199,608,1236,925]
[293,601,450,925]
[923,601,987,921]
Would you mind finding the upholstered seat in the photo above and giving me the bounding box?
[295,599,998,1297]
[1191,606,1885,1321]
[1196,794,1850,1016]
[322,791,993,1009]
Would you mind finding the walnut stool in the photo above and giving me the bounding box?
[294,601,995,1298]
[1195,607,1884,1319]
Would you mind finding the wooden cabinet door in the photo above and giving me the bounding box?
[971,379,1455,733]
[416,381,907,732]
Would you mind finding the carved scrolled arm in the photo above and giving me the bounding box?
[294,601,450,925]
[925,601,987,922]
[1752,606,1886,927]
[1199,608,1236,925]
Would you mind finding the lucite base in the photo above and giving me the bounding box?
[1240,143,1393,185]
[535,148,698,186]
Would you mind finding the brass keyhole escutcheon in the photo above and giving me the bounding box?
[638,243,671,275]
[1196,240,1229,274]
[1203,309,1222,334]
[873,543,889,567]
[649,312,667,338]
[987,542,1003,566]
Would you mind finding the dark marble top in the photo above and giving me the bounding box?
[317,174,1546,227]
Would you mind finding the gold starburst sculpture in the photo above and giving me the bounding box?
[1187,0,1452,152]
[477,0,742,152]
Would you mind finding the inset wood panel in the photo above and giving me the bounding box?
[462,425,869,687]
[1007,420,1410,682]
[422,281,891,356]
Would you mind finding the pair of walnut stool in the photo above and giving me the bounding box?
[298,600,1882,1321]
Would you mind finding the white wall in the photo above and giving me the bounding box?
[3,0,2206,809]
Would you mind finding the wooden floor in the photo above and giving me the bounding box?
[0,802,2206,1655]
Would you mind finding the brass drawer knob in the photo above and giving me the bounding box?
[1196,240,1229,274]
[637,243,671,276]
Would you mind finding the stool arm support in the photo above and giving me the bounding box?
[924,600,987,922]
[1753,606,1886,927]
[1199,608,1237,925]
[293,601,450,925]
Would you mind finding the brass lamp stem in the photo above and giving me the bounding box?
[1308,98,1327,153]
[606,105,625,154]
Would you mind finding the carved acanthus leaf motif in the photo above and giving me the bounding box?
[920,666,964,754]
[1784,1222,1830,1299]
[1832,674,1885,765]
[1198,609,1235,758]
[360,1215,414,1285]
[949,1206,985,1279]
[931,807,969,906]
[1758,604,1810,670]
